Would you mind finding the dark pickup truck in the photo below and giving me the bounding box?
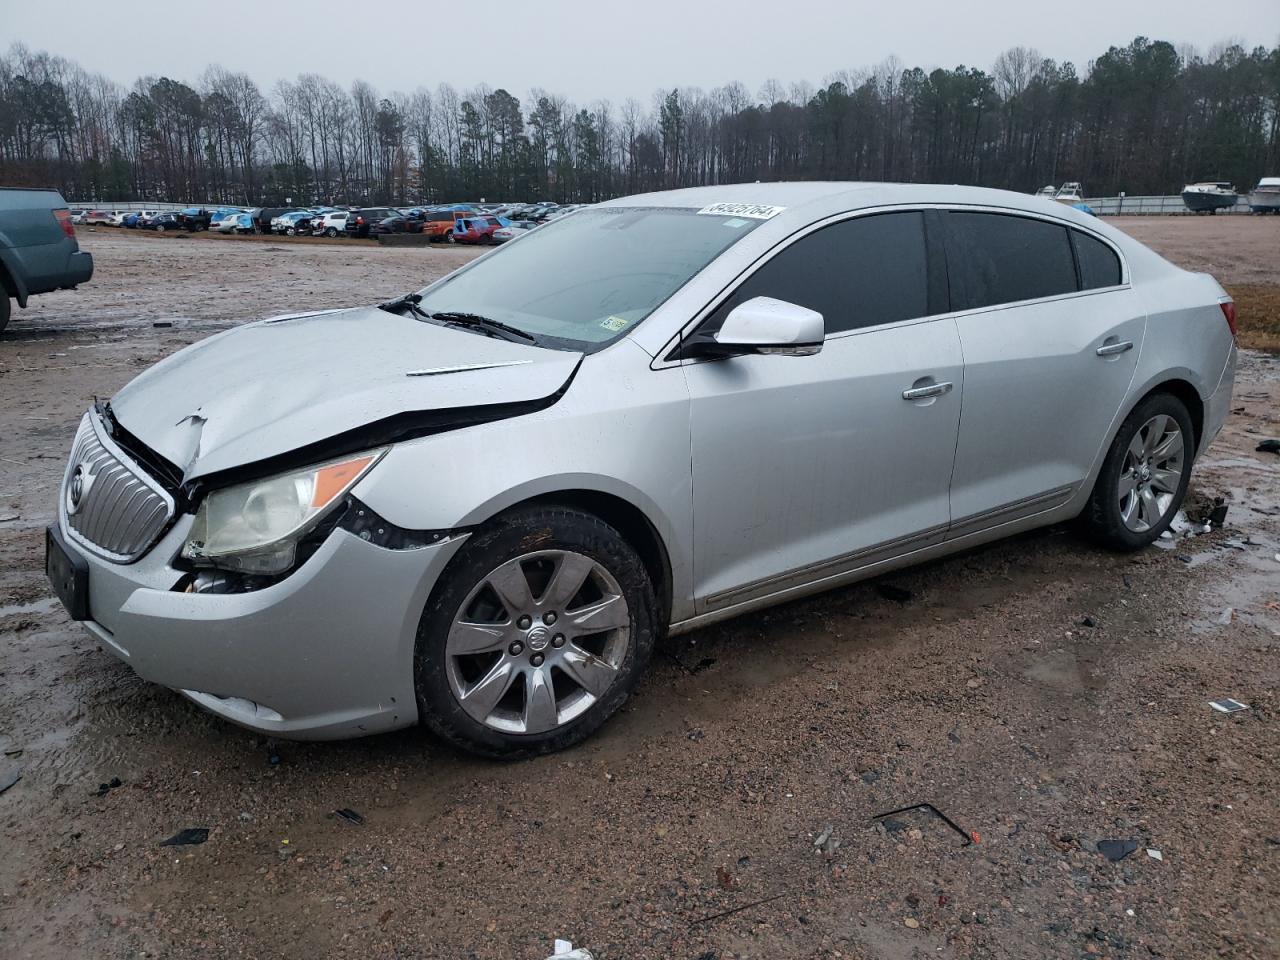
[0,187,94,335]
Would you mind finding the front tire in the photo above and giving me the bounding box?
[0,294,10,336]
[1081,393,1195,550]
[325,227,337,237]
[415,507,657,758]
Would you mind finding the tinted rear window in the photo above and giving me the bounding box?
[945,212,1078,309]
[1072,230,1122,289]
[706,211,930,335]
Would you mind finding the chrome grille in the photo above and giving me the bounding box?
[62,415,174,563]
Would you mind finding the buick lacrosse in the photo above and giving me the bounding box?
[47,183,1236,756]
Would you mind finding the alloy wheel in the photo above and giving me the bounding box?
[1118,414,1184,533]
[444,550,630,735]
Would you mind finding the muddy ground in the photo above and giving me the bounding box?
[0,221,1277,960]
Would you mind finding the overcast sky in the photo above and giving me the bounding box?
[7,0,1279,103]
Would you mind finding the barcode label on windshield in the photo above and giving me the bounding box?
[696,202,785,220]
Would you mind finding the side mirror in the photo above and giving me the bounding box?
[694,296,824,358]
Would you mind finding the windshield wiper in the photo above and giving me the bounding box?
[378,292,431,321]
[428,311,538,344]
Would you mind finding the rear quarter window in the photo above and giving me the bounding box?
[1072,230,1123,289]
[945,211,1078,309]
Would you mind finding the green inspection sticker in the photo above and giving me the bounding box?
[600,315,630,332]
[723,217,749,228]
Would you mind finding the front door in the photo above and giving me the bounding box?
[684,210,963,613]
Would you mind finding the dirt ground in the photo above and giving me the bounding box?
[1,222,1278,960]
[1111,215,1280,352]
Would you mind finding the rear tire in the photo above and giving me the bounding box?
[0,294,10,336]
[415,506,656,758]
[1080,393,1195,551]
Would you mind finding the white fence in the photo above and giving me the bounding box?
[1083,195,1253,216]
[66,200,193,212]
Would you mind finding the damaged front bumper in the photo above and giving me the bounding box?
[58,508,468,740]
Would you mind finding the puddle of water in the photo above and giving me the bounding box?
[0,596,58,618]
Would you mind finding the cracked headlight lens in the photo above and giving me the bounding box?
[182,450,384,574]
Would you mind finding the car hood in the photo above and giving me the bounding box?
[109,306,581,482]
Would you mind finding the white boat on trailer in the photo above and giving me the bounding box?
[1247,177,1280,214]
[1181,181,1238,214]
[1053,182,1084,203]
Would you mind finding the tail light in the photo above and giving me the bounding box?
[356,216,364,225]
[54,208,76,239]
[1219,299,1237,339]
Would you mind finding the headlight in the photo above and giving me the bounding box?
[182,450,384,574]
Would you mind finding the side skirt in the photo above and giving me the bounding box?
[669,497,1080,638]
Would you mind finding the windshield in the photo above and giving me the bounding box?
[415,206,763,349]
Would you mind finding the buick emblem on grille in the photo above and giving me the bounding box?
[66,464,93,515]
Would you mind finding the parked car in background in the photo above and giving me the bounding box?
[255,208,290,234]
[296,209,339,234]
[491,222,536,243]
[139,212,181,232]
[452,215,504,244]
[123,211,158,228]
[106,212,129,227]
[0,187,93,335]
[216,213,255,234]
[369,215,424,236]
[290,212,324,235]
[312,211,349,237]
[82,210,113,225]
[270,211,313,235]
[422,210,464,241]
[177,207,215,231]
[343,207,399,238]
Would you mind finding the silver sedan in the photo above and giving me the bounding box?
[47,183,1236,756]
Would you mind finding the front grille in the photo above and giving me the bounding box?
[62,415,174,563]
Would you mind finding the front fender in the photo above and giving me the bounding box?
[350,343,695,620]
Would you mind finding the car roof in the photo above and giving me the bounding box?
[598,180,1109,234]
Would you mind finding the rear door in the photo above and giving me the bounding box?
[685,210,964,612]
[939,209,1143,535]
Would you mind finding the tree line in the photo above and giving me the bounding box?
[1,36,1277,206]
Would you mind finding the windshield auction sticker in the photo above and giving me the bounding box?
[696,202,786,220]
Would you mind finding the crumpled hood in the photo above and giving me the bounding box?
[110,306,581,481]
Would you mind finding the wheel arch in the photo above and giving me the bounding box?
[1073,369,1213,523]
[486,489,674,630]
[1129,377,1205,452]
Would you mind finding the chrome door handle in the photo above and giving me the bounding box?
[1096,340,1133,357]
[902,381,953,401]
